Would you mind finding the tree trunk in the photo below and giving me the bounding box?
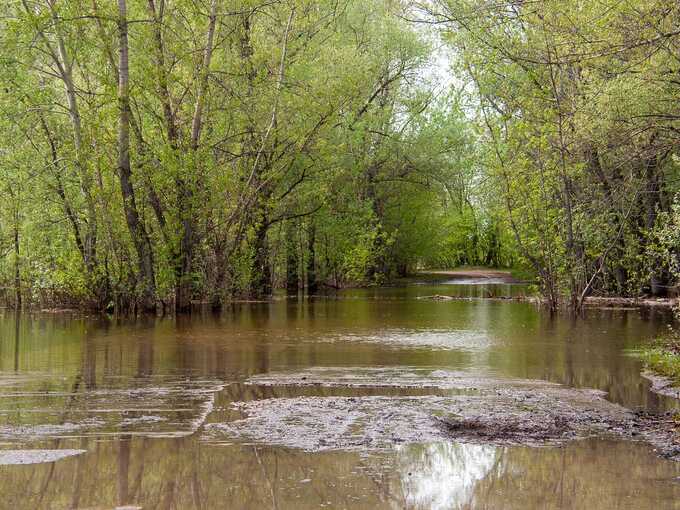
[43,0,98,274]
[286,220,299,295]
[117,0,157,311]
[306,220,318,294]
[643,151,668,296]
[251,215,271,299]
[13,219,21,310]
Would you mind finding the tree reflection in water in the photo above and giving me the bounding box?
[1,437,679,509]
[0,295,679,508]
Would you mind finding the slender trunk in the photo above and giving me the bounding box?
[251,214,272,298]
[147,0,178,146]
[175,0,218,312]
[93,1,169,252]
[246,8,294,299]
[546,49,579,307]
[129,114,170,246]
[176,189,194,312]
[147,0,193,311]
[587,147,627,292]
[211,235,227,309]
[190,0,218,150]
[44,0,98,273]
[286,220,299,295]
[117,0,157,311]
[306,220,318,294]
[365,161,387,280]
[644,151,667,296]
[38,115,87,263]
[13,219,21,310]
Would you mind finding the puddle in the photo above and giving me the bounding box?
[0,305,678,509]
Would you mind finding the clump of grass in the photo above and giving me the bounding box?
[639,336,680,386]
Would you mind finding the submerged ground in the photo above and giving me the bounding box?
[0,276,679,509]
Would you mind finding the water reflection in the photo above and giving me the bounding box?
[0,437,678,509]
[0,283,678,508]
[396,442,498,510]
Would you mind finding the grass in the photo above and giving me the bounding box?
[638,336,680,386]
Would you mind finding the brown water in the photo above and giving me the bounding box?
[1,281,679,509]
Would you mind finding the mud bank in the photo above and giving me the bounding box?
[206,368,680,459]
[643,371,680,399]
[417,294,678,310]
[416,294,678,310]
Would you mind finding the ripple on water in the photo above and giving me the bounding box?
[321,329,492,351]
[0,373,224,441]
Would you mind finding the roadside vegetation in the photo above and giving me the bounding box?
[640,332,680,386]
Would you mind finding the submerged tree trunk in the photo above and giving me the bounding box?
[117,0,157,311]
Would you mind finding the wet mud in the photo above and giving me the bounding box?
[642,371,680,399]
[207,368,680,459]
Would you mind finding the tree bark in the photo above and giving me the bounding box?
[286,220,299,295]
[43,0,99,274]
[117,0,157,311]
[306,220,318,294]
[13,218,21,310]
[251,214,272,298]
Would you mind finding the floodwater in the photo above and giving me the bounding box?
[0,279,679,509]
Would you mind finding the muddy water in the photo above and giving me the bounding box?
[0,280,679,509]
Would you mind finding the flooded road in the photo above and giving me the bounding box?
[1,280,679,509]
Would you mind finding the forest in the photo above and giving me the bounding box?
[1,0,679,313]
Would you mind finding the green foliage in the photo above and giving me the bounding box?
[0,0,496,309]
[638,332,680,386]
[13,0,680,311]
[428,0,680,308]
